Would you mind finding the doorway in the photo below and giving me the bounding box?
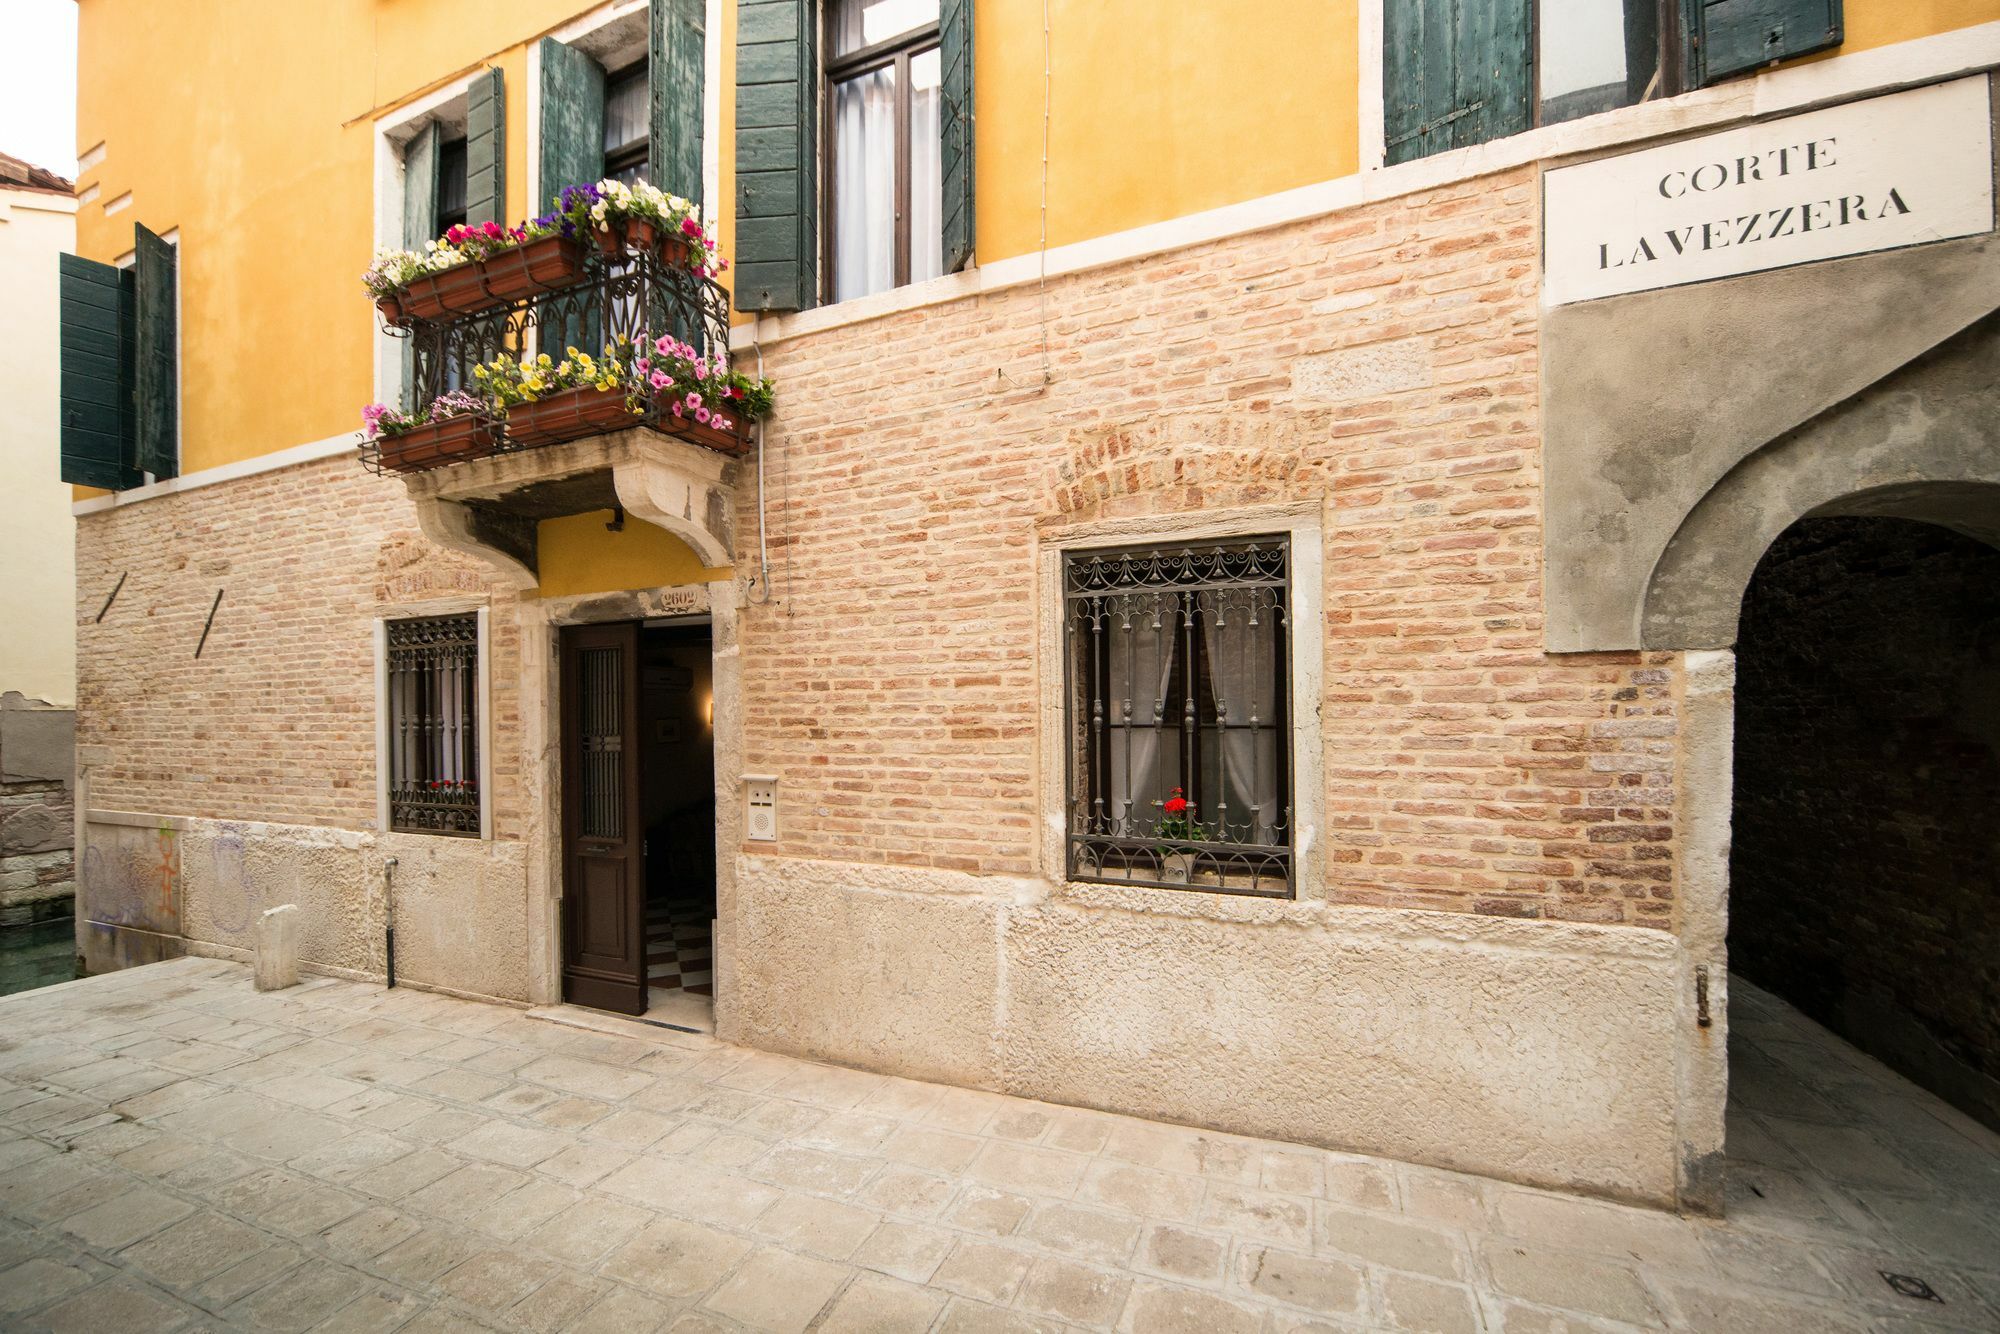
[1728,516,2000,1129]
[559,617,718,1025]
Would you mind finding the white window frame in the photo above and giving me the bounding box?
[1037,503,1326,900]
[374,601,494,840]
[371,77,476,408]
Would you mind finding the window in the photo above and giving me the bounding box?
[436,137,469,233]
[57,222,177,489]
[1063,538,1293,898]
[1384,0,1843,164]
[827,0,944,302]
[604,63,650,185]
[1540,0,1668,126]
[386,614,482,836]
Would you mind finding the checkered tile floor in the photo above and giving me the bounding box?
[645,899,712,996]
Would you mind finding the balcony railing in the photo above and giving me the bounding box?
[360,239,742,475]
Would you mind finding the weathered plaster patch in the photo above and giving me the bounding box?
[1291,337,1435,403]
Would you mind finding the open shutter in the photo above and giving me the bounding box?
[735,0,817,311]
[1690,0,1842,86]
[539,36,607,205]
[404,120,441,245]
[402,121,440,403]
[58,255,140,490]
[939,0,974,273]
[651,0,706,206]
[1382,0,1532,166]
[134,224,178,480]
[466,67,506,226]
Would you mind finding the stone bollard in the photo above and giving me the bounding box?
[254,904,301,991]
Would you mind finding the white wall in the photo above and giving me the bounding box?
[0,184,79,708]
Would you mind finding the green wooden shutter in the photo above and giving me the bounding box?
[404,119,441,245]
[1382,0,1532,166]
[133,224,178,480]
[539,36,607,205]
[1690,0,1842,86]
[402,121,440,404]
[939,0,974,273]
[735,0,817,312]
[58,254,140,490]
[466,67,506,226]
[651,0,706,206]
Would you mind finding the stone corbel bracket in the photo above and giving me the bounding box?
[402,428,741,588]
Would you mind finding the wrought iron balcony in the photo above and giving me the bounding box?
[360,239,743,475]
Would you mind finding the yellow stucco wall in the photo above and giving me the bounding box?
[1844,0,2000,52]
[71,0,1997,487]
[535,511,729,598]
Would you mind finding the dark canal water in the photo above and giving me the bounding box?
[0,919,79,997]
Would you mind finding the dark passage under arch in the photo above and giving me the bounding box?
[1731,516,2000,1130]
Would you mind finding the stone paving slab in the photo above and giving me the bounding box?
[1,959,1996,1332]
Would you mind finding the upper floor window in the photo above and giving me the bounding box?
[604,62,651,186]
[827,0,944,302]
[1385,0,1843,165]
[57,223,178,490]
[1063,538,1294,899]
[436,137,469,233]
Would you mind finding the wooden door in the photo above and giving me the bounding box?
[560,622,647,1014]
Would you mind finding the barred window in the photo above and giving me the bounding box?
[1064,538,1293,897]
[386,613,481,836]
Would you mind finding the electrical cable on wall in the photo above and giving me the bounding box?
[748,330,773,605]
[998,0,1055,393]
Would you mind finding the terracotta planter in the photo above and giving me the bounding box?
[656,406,755,456]
[374,294,405,325]
[593,218,693,267]
[503,386,644,449]
[398,261,491,320]
[373,414,501,473]
[477,235,591,303]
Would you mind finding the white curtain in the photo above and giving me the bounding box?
[1104,594,1181,837]
[833,66,897,302]
[908,46,944,284]
[1199,588,1280,845]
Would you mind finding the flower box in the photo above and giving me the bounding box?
[399,261,493,321]
[375,294,405,325]
[476,235,591,303]
[657,408,754,456]
[503,386,644,449]
[594,217,692,267]
[373,414,502,473]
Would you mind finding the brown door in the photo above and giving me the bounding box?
[560,622,647,1015]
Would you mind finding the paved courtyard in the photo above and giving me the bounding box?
[1,959,1996,1333]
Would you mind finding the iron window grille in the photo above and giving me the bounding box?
[386,613,481,836]
[1064,537,1293,897]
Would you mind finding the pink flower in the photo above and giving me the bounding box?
[695,406,711,425]
[649,370,670,390]
[680,216,703,238]
[670,399,684,418]
[655,335,673,356]
[685,392,702,409]
[635,357,651,374]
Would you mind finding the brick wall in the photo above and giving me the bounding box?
[74,457,530,838]
[1732,517,2000,1096]
[737,168,1681,926]
[73,166,1683,930]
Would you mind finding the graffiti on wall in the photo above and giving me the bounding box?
[78,823,180,934]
